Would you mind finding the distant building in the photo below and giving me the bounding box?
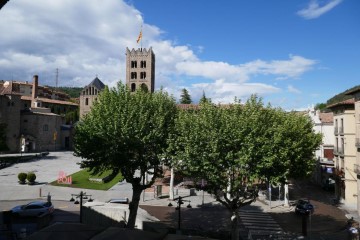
[126,47,155,93]
[0,75,78,152]
[79,47,156,119]
[308,107,334,186]
[79,77,105,118]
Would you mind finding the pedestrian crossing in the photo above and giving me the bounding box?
[239,209,291,239]
[239,210,282,233]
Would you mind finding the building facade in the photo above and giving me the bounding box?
[328,99,357,208]
[308,107,335,186]
[79,77,105,118]
[126,47,155,93]
[0,75,78,153]
[79,47,156,119]
[345,89,360,216]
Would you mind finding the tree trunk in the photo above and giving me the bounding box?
[230,210,239,240]
[127,186,143,229]
[284,182,289,206]
[169,168,174,200]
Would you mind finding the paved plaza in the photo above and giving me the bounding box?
[0,151,356,239]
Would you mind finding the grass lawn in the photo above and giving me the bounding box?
[50,169,123,190]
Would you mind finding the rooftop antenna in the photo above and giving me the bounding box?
[55,68,59,88]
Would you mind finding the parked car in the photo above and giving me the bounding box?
[11,201,54,217]
[295,199,314,215]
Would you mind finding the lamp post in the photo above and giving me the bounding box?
[70,191,93,223]
[168,196,192,232]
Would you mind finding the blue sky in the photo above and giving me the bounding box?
[0,0,359,110]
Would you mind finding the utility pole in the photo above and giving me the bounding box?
[55,68,59,89]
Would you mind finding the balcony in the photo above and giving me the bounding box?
[354,164,360,175]
[338,148,344,155]
[356,138,360,148]
[339,127,344,135]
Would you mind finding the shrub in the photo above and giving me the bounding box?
[18,172,27,183]
[27,172,36,183]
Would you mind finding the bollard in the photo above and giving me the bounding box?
[39,187,42,198]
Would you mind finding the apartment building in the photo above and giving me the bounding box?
[328,99,357,208]
[345,89,360,215]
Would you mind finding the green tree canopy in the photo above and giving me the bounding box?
[167,95,321,239]
[179,88,192,104]
[74,82,178,228]
[199,91,211,104]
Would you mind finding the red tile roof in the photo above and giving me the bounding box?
[319,112,333,124]
[21,96,78,106]
[327,98,355,109]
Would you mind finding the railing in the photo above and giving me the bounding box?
[354,164,360,175]
[333,148,338,155]
[356,138,360,148]
[339,127,344,135]
[338,148,344,155]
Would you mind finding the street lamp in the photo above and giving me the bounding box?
[69,191,93,223]
[168,196,192,232]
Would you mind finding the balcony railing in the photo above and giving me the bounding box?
[356,138,360,148]
[339,127,344,135]
[338,148,344,155]
[354,164,360,175]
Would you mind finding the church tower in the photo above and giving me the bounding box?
[125,47,155,93]
[79,77,105,119]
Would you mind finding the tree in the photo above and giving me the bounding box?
[167,95,321,239]
[0,123,8,152]
[179,88,192,104]
[314,103,329,112]
[74,82,177,228]
[199,91,210,104]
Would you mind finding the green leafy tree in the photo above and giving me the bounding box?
[199,91,210,104]
[0,123,8,152]
[74,82,178,228]
[179,88,192,104]
[314,103,328,111]
[167,95,321,239]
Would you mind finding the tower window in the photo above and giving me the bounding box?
[43,124,49,131]
[131,83,136,92]
[140,72,146,79]
[131,72,137,79]
[131,61,137,68]
[140,61,146,68]
[85,98,89,105]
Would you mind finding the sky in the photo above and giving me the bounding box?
[0,0,359,110]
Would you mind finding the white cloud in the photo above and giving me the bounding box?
[0,0,316,106]
[297,0,343,19]
[189,79,281,104]
[176,55,316,83]
[287,85,302,94]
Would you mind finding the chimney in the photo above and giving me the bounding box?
[32,75,38,107]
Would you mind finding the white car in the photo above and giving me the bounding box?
[11,201,54,217]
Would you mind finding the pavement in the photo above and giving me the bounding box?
[0,151,358,239]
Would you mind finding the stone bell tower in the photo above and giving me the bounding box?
[125,47,155,93]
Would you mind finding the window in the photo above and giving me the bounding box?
[24,119,28,123]
[7,102,10,107]
[140,61,146,68]
[131,83,136,92]
[340,118,344,134]
[140,72,146,79]
[131,72,137,79]
[43,124,49,131]
[131,61,137,68]
[85,98,89,105]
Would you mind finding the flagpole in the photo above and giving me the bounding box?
[141,24,143,51]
